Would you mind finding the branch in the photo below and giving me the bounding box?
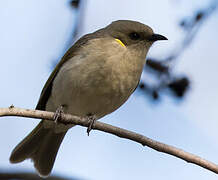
[0,171,72,180]
[1,106,218,174]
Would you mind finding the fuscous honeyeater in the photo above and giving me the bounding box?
[10,20,167,177]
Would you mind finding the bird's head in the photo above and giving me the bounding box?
[104,20,167,54]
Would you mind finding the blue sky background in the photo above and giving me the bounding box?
[0,0,218,180]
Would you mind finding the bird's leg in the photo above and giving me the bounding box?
[86,114,97,136]
[53,105,65,123]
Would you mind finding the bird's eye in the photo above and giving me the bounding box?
[129,32,140,40]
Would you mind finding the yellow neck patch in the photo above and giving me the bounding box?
[115,38,126,47]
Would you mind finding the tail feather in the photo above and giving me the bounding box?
[10,121,67,177]
[33,129,66,177]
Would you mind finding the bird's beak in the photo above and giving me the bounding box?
[148,34,168,41]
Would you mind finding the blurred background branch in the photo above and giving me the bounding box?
[139,0,218,101]
[0,171,74,180]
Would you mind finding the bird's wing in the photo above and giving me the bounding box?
[36,34,96,110]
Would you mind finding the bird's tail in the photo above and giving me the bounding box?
[9,121,67,177]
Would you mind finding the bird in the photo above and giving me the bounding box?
[9,20,167,177]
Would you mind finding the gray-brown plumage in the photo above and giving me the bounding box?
[9,20,167,177]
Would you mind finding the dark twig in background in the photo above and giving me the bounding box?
[139,0,218,100]
[0,171,74,180]
[51,0,83,69]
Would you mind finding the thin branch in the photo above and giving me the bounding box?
[1,106,218,174]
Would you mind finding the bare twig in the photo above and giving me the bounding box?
[1,107,218,174]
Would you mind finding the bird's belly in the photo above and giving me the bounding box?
[66,87,123,118]
[47,62,137,119]
[52,72,132,118]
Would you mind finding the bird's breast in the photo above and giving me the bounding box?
[48,38,145,118]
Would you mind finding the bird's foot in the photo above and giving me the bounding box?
[86,114,97,136]
[53,105,64,123]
